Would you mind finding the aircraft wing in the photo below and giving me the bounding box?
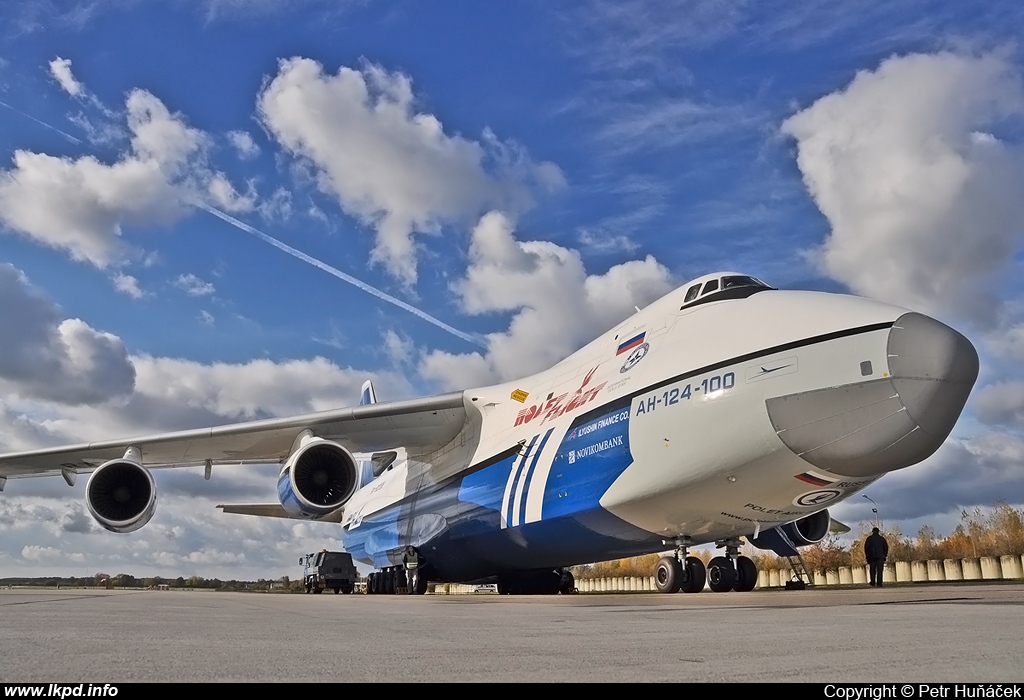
[0,391,467,480]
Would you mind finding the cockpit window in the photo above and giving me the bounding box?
[701,279,719,295]
[684,284,701,303]
[721,275,769,290]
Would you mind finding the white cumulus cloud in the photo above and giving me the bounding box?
[226,129,260,159]
[48,57,84,96]
[781,51,1024,326]
[0,88,261,269]
[419,211,673,388]
[257,57,564,286]
[174,273,215,297]
[112,273,145,299]
[0,264,136,405]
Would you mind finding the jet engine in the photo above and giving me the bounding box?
[86,447,157,534]
[748,509,831,557]
[277,434,358,519]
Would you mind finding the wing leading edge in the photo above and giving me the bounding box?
[0,391,467,480]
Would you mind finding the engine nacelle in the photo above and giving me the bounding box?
[86,450,157,534]
[277,435,358,519]
[748,509,831,557]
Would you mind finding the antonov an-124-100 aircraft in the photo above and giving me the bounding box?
[0,272,979,594]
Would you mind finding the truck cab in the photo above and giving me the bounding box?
[300,550,358,594]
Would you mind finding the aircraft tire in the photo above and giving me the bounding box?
[385,568,396,595]
[681,556,706,593]
[333,587,340,594]
[654,556,683,593]
[734,556,757,592]
[558,570,576,594]
[707,556,736,592]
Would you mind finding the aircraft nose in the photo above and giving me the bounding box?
[765,312,978,478]
[887,312,979,445]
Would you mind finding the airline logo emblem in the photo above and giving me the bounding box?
[620,343,649,373]
[793,489,842,507]
[514,367,606,427]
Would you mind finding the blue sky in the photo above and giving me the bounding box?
[2,0,1024,579]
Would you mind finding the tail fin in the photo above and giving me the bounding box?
[360,380,377,406]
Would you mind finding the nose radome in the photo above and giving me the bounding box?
[765,312,978,478]
[887,312,979,441]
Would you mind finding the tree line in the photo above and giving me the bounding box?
[573,502,1024,579]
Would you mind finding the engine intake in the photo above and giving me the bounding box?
[748,509,831,557]
[278,436,358,519]
[86,450,157,533]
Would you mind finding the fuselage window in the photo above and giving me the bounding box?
[684,284,701,303]
[701,279,719,296]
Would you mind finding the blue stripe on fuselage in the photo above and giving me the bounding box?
[339,399,645,580]
[541,403,633,520]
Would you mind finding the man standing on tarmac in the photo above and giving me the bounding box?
[865,527,889,587]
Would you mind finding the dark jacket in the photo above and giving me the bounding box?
[864,532,889,562]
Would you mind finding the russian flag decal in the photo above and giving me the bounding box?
[617,331,646,355]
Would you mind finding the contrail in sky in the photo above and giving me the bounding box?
[1,98,484,348]
[193,202,487,348]
[0,99,82,144]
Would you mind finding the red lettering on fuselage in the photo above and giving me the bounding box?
[513,367,607,427]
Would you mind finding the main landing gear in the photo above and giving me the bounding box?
[655,537,757,593]
[365,566,427,595]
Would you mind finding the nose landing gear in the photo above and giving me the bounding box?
[654,538,707,593]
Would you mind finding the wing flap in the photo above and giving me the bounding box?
[0,391,466,478]
[216,503,346,523]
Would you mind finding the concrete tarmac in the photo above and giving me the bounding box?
[2,582,1022,682]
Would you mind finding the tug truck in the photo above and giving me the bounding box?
[301,550,357,594]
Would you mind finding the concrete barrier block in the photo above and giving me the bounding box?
[645,576,654,591]
[883,563,896,583]
[911,561,929,582]
[758,570,770,589]
[838,567,853,585]
[980,556,1002,580]
[895,561,912,582]
[632,576,640,591]
[943,559,962,581]
[825,569,839,586]
[768,569,781,587]
[852,565,867,584]
[1000,555,1023,580]
[962,558,982,580]
[927,560,945,581]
